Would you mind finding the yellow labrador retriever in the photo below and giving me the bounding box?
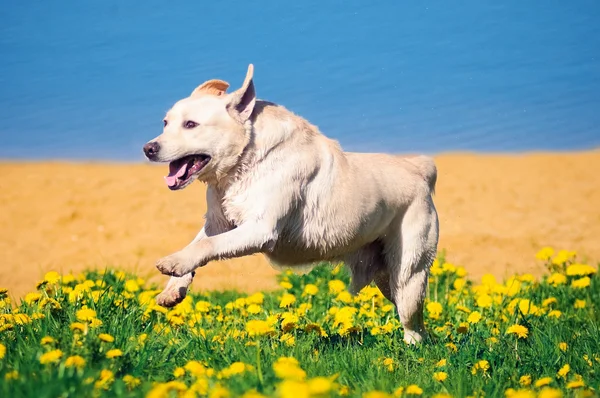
[142,64,439,344]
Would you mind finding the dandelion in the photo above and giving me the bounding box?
[558,342,568,352]
[566,380,585,389]
[24,292,41,305]
[278,380,309,398]
[0,343,5,359]
[405,385,423,395]
[519,375,532,386]
[106,349,123,359]
[536,247,554,261]
[471,360,490,375]
[574,299,586,309]
[302,284,318,296]
[245,320,273,337]
[4,370,18,380]
[279,281,293,290]
[506,324,528,339]
[173,367,185,378]
[273,357,306,381]
[433,372,448,382]
[546,273,567,287]
[534,377,553,387]
[547,310,561,319]
[40,336,55,345]
[435,359,447,367]
[98,333,114,342]
[426,301,443,319]
[44,271,61,284]
[557,364,570,378]
[65,355,86,369]
[381,357,394,372]
[123,375,141,390]
[537,388,563,398]
[542,297,557,307]
[467,311,482,324]
[124,279,140,292]
[307,377,332,395]
[247,304,262,314]
[476,294,493,308]
[571,277,591,289]
[565,264,596,276]
[94,369,114,390]
[39,349,63,364]
[328,280,346,294]
[70,322,88,333]
[76,307,97,322]
[279,333,296,347]
[279,293,296,308]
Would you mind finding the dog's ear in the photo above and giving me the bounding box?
[191,79,230,97]
[226,64,256,123]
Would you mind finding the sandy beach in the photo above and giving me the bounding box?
[1,150,599,300]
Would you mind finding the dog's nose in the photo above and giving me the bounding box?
[143,142,160,160]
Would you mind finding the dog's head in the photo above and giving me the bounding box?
[143,64,256,190]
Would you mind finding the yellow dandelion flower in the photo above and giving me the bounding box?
[13,313,31,325]
[558,342,568,352]
[247,304,262,314]
[245,320,274,337]
[328,279,346,294]
[574,299,586,309]
[273,357,306,381]
[106,349,123,359]
[98,333,114,343]
[445,342,458,352]
[302,284,318,296]
[467,311,482,324]
[123,375,141,389]
[173,367,185,378]
[279,293,296,308]
[548,310,562,319]
[557,364,570,378]
[405,385,423,395]
[536,247,554,261]
[280,333,296,347]
[4,370,18,380]
[426,301,443,319]
[433,371,448,382]
[278,380,309,398]
[453,278,467,290]
[24,292,42,305]
[306,377,332,395]
[471,360,490,375]
[76,307,97,322]
[65,355,86,369]
[124,279,140,292]
[39,349,63,364]
[552,250,576,265]
[95,369,114,390]
[44,271,61,284]
[0,343,6,359]
[335,291,353,304]
[534,377,553,387]
[506,324,528,339]
[565,263,597,277]
[279,281,293,290]
[504,389,535,398]
[381,357,394,372]
[566,380,585,389]
[542,297,557,307]
[70,322,88,333]
[546,273,567,287]
[519,375,532,386]
[477,294,493,308]
[571,277,591,289]
[40,336,56,345]
[436,359,447,367]
[537,388,563,398]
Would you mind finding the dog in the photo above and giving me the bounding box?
[142,64,439,344]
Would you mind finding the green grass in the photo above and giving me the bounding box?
[0,248,598,398]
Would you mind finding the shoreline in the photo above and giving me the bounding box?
[2,149,600,300]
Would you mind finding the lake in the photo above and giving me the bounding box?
[1,0,599,161]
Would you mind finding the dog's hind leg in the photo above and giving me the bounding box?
[383,197,439,345]
[344,240,386,295]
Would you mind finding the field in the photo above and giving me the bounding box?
[0,248,598,397]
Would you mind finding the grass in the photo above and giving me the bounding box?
[0,248,598,398]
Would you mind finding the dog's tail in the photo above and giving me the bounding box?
[408,155,438,195]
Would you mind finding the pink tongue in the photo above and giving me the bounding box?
[164,161,189,187]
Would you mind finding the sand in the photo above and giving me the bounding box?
[2,150,600,301]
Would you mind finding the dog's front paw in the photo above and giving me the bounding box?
[156,287,186,308]
[156,252,195,277]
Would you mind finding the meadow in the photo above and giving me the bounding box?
[0,248,598,398]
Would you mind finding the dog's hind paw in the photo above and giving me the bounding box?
[156,288,186,308]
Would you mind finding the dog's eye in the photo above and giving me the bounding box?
[183,120,199,129]
[163,120,168,127]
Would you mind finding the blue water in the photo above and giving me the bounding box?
[1,0,599,161]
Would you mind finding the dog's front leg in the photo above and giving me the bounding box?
[155,228,206,307]
[156,221,276,277]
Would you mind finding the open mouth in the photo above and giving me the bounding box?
[164,154,211,190]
